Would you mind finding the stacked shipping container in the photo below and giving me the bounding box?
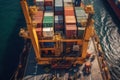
[32,11,43,39]
[55,15,63,31]
[54,0,64,32]
[43,12,54,37]
[35,0,44,10]
[55,0,63,15]
[75,7,88,27]
[64,0,77,38]
[44,0,53,11]
[43,0,54,48]
[75,7,88,38]
[64,0,77,47]
[33,0,88,48]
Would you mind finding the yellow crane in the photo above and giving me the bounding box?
[20,0,94,65]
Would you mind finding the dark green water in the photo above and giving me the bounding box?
[0,0,25,79]
[0,0,120,80]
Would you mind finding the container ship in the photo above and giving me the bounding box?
[11,0,111,80]
[105,0,120,21]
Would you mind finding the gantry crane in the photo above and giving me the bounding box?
[20,0,94,66]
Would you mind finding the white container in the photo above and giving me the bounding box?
[43,27,54,37]
[44,12,54,16]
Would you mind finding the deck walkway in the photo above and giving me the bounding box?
[23,38,103,80]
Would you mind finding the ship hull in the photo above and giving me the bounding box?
[106,0,120,21]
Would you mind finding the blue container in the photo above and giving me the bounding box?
[55,15,63,23]
[44,42,54,47]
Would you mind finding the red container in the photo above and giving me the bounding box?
[44,0,53,6]
[65,10,74,16]
[65,16,76,25]
[66,24,77,38]
[36,27,42,39]
[55,11,63,15]
[55,24,63,30]
[32,17,43,27]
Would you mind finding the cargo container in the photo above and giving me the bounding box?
[44,0,53,6]
[55,15,63,31]
[32,17,43,27]
[65,24,77,38]
[55,0,63,15]
[55,15,63,23]
[43,27,54,37]
[35,0,44,6]
[75,7,88,27]
[44,42,55,48]
[65,10,75,16]
[64,6,74,11]
[35,0,44,10]
[64,3,73,7]
[65,16,76,25]
[78,27,85,39]
[43,16,54,27]
[64,0,73,3]
[32,11,43,17]
[36,27,42,39]
[44,11,54,16]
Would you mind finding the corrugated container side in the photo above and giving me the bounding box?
[44,0,53,6]
[35,0,44,10]
[36,27,42,39]
[55,15,63,23]
[32,11,43,17]
[64,6,74,11]
[55,24,63,31]
[35,0,44,6]
[43,16,54,27]
[43,27,54,37]
[45,6,53,11]
[44,42,54,48]
[78,27,85,39]
[44,11,54,16]
[55,15,63,30]
[55,0,63,6]
[75,7,83,10]
[64,0,72,3]
[65,24,77,38]
[65,10,75,16]
[55,0,63,15]
[65,16,76,25]
[32,17,43,27]
[64,3,73,7]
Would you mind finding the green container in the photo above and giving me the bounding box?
[78,27,85,39]
[75,7,83,10]
[43,16,54,27]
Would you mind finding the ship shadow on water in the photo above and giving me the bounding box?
[2,14,25,80]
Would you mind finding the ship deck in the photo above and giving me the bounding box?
[23,38,103,80]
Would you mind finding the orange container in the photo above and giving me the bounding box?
[64,7,74,11]
[65,16,76,24]
[33,11,43,17]
[65,10,74,16]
